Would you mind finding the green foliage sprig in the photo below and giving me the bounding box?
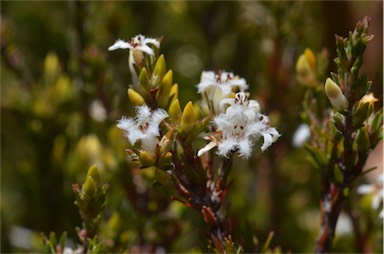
[72,165,108,253]
[298,17,383,253]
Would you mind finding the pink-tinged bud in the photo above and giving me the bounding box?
[325,78,349,111]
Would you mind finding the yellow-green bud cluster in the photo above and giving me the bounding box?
[129,54,178,110]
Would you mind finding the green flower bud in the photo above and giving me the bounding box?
[159,130,174,153]
[55,76,73,102]
[170,84,178,98]
[168,99,182,120]
[83,176,97,198]
[325,78,349,111]
[128,88,145,106]
[44,53,60,85]
[156,70,173,108]
[180,101,197,133]
[139,68,150,90]
[86,165,100,186]
[152,55,166,86]
[155,168,170,185]
[158,152,173,169]
[169,83,179,106]
[139,150,156,167]
[296,48,317,86]
[161,70,173,89]
[304,48,317,70]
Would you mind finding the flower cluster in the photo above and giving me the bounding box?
[110,34,280,161]
[194,69,280,158]
[198,92,280,158]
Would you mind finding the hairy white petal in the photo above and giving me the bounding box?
[136,105,151,120]
[237,138,252,158]
[138,45,154,55]
[248,100,261,113]
[217,138,237,158]
[152,109,169,125]
[108,39,131,51]
[144,37,161,47]
[116,117,136,132]
[219,84,233,96]
[244,122,263,138]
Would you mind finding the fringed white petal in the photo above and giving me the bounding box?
[108,39,131,51]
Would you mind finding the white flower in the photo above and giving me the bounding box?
[198,92,280,158]
[89,99,107,122]
[108,34,160,55]
[292,123,311,147]
[196,70,249,113]
[197,70,248,96]
[117,105,168,153]
[357,173,384,218]
[109,35,160,88]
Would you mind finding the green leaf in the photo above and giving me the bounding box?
[58,231,67,250]
[352,102,370,128]
[304,145,328,169]
[372,108,383,133]
[351,74,371,100]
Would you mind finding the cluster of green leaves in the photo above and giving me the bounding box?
[300,17,383,253]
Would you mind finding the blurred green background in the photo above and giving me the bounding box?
[1,1,383,253]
